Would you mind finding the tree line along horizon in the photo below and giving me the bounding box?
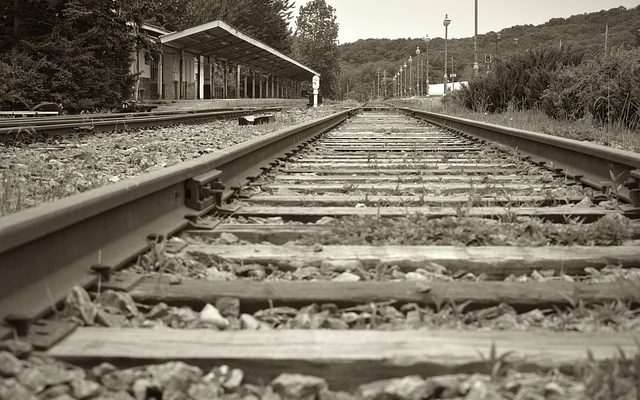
[0,0,340,112]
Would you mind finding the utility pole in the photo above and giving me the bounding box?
[383,70,387,98]
[473,0,479,77]
[376,69,380,98]
[604,23,609,57]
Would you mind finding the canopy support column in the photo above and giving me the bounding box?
[223,60,228,99]
[252,70,256,98]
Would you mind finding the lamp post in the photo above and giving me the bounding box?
[424,35,430,96]
[443,14,451,94]
[415,47,421,96]
[496,32,501,59]
[403,63,407,97]
[393,75,397,98]
[408,56,413,97]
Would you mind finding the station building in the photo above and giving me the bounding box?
[130,20,319,102]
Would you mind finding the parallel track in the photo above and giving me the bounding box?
[0,106,283,144]
[2,106,640,389]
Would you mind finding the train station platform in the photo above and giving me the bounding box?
[150,98,309,111]
[131,20,320,103]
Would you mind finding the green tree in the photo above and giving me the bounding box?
[293,0,340,98]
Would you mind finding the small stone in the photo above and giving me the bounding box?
[0,339,33,358]
[240,314,261,330]
[71,378,103,399]
[132,378,156,400]
[95,390,135,400]
[544,382,565,396]
[39,364,84,386]
[293,267,321,280]
[312,243,323,252]
[200,303,230,329]
[315,217,335,225]
[423,375,468,398]
[465,378,502,400]
[146,303,171,319]
[357,376,430,400]
[189,381,222,400]
[271,374,328,400]
[321,260,362,273]
[91,362,117,378]
[222,368,244,391]
[405,272,429,282]
[326,317,349,329]
[169,275,183,285]
[96,309,129,328]
[332,272,361,282]
[216,297,240,318]
[0,351,22,377]
[146,361,203,394]
[0,378,36,400]
[94,290,139,317]
[64,286,97,325]
[101,369,137,392]
[40,384,71,399]
[219,232,240,244]
[17,367,47,393]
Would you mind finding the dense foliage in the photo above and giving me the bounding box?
[454,48,584,113]
[0,0,135,112]
[541,48,640,129]
[338,5,640,101]
[293,0,340,98]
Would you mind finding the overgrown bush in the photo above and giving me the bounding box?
[453,47,583,113]
[0,0,136,113]
[542,48,640,129]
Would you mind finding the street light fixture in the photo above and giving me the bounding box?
[403,63,408,97]
[443,14,451,94]
[415,47,421,96]
[408,56,413,97]
[424,35,430,96]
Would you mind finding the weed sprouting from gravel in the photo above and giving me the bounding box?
[303,214,633,247]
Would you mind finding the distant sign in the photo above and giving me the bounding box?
[485,54,492,63]
[312,75,320,90]
[450,73,457,78]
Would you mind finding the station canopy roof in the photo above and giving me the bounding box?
[159,20,319,81]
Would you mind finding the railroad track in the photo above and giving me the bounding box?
[0,106,283,145]
[1,106,640,394]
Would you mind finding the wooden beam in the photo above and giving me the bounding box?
[228,205,617,222]
[129,276,640,310]
[48,328,640,390]
[182,244,640,277]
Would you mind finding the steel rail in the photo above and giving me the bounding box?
[0,108,357,336]
[0,107,283,143]
[399,107,640,205]
[0,108,242,128]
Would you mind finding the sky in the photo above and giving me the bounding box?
[291,0,640,43]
